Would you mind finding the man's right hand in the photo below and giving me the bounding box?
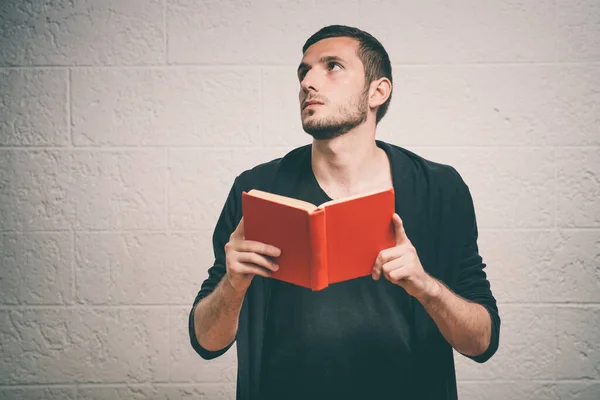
[223,218,281,295]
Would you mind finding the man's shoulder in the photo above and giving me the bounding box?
[236,144,311,190]
[382,141,466,191]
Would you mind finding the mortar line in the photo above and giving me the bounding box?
[0,305,173,310]
[554,0,558,63]
[553,304,558,381]
[165,148,170,232]
[498,302,600,307]
[457,379,600,384]
[3,379,600,389]
[71,229,76,307]
[554,146,558,229]
[0,144,299,150]
[1,145,599,151]
[1,61,600,71]
[164,0,168,65]
[67,68,73,146]
[167,305,171,383]
[2,303,599,310]
[2,227,600,235]
[0,384,78,389]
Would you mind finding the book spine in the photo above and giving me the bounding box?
[308,208,328,291]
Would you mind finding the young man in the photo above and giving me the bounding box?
[189,25,500,400]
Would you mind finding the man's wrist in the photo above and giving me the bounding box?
[221,274,247,300]
[419,275,443,306]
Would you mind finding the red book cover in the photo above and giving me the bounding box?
[242,188,395,291]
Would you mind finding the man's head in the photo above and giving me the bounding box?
[298,25,393,140]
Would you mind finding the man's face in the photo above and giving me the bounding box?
[297,37,369,140]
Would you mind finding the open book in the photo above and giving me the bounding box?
[241,187,396,291]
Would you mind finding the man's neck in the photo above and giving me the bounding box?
[311,127,391,199]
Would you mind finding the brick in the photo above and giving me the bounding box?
[553,66,600,146]
[457,382,559,400]
[75,231,213,305]
[68,150,166,230]
[77,384,235,400]
[377,65,557,147]
[0,0,164,66]
[409,147,555,229]
[557,0,600,61]
[0,233,72,305]
[556,307,600,379]
[0,69,69,146]
[480,230,600,303]
[168,147,287,230]
[357,0,555,63]
[0,308,169,384]
[554,382,600,400]
[557,149,600,227]
[171,307,237,383]
[71,68,261,146]
[0,150,165,231]
[380,65,599,147]
[0,387,76,400]
[0,150,73,231]
[167,0,358,64]
[455,305,555,380]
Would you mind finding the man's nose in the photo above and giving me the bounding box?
[300,68,322,93]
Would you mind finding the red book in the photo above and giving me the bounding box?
[241,187,395,291]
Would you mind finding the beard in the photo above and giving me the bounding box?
[302,87,369,141]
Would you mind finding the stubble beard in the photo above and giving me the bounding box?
[302,87,369,141]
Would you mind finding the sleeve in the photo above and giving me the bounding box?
[188,177,243,360]
[449,175,501,363]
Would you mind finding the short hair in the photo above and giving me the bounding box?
[302,25,393,124]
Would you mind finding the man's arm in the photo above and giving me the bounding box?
[192,218,281,353]
[194,275,245,352]
[372,211,498,360]
[418,278,491,357]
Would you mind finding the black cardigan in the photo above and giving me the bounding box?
[189,140,501,400]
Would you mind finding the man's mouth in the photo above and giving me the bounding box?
[302,100,324,109]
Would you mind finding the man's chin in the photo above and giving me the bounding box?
[302,124,347,141]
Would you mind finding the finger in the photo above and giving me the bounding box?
[393,213,409,245]
[388,266,409,283]
[372,246,407,280]
[237,240,282,258]
[237,251,280,272]
[381,256,406,280]
[237,262,273,278]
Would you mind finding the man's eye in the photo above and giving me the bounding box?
[329,63,342,71]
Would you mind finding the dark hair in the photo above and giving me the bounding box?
[302,25,393,124]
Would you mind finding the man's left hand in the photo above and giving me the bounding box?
[371,213,439,300]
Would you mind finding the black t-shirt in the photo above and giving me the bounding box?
[258,163,416,399]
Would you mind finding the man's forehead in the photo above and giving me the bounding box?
[300,37,360,64]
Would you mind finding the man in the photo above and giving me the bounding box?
[189,25,500,400]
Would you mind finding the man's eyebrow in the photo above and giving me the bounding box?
[297,55,348,75]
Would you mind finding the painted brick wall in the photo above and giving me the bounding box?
[1,0,599,398]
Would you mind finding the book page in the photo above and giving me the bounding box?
[247,189,318,212]
[318,187,393,209]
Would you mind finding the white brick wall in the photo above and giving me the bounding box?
[0,0,598,398]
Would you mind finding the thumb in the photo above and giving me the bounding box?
[232,217,245,240]
[393,213,408,245]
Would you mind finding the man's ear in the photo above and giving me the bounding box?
[368,77,392,109]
